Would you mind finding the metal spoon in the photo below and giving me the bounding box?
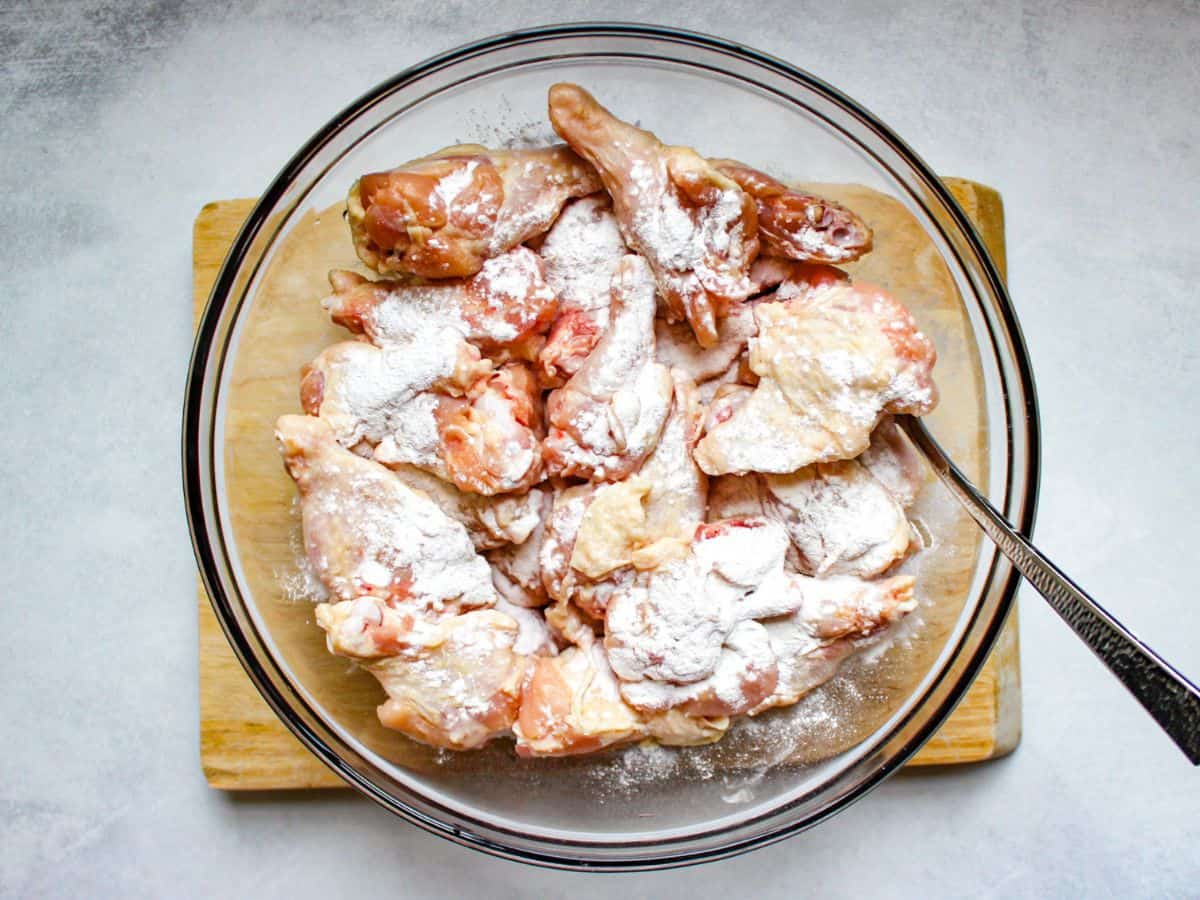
[897,414,1200,765]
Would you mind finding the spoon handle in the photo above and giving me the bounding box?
[898,415,1200,765]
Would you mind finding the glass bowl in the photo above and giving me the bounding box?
[183,23,1039,870]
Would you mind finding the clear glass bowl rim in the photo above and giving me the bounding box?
[182,22,1041,872]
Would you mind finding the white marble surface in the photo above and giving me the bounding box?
[3,1,1198,896]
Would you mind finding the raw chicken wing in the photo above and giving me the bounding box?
[434,362,545,494]
[618,620,779,718]
[276,415,495,613]
[325,248,558,362]
[604,519,795,680]
[317,598,525,750]
[514,625,726,755]
[300,339,488,453]
[543,254,673,481]
[712,160,873,263]
[548,83,759,347]
[763,459,912,577]
[514,643,645,757]
[752,574,917,713]
[536,195,627,386]
[383,463,543,551]
[348,144,601,278]
[694,278,937,475]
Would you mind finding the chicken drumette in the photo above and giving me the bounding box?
[324,247,559,364]
[348,144,601,279]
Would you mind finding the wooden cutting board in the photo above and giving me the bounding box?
[195,179,1021,790]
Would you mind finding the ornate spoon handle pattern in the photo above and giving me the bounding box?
[899,415,1200,765]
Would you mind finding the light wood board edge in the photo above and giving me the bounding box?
[193,182,1021,789]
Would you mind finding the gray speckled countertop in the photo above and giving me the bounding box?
[2,2,1198,896]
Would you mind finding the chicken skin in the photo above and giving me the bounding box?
[275,415,495,614]
[348,144,601,279]
[514,613,727,756]
[712,160,873,264]
[536,195,628,386]
[543,254,673,481]
[382,463,544,551]
[325,247,558,363]
[514,643,646,757]
[302,337,542,495]
[752,574,917,714]
[317,599,525,750]
[548,83,759,348]
[694,276,937,475]
[433,362,545,495]
[299,338,489,459]
[763,459,913,578]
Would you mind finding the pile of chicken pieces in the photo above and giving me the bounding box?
[275,83,938,757]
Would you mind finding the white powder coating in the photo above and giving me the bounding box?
[752,575,917,713]
[619,620,776,715]
[605,555,731,684]
[493,595,557,656]
[616,152,755,329]
[693,520,789,589]
[316,601,525,750]
[694,282,938,475]
[347,247,555,348]
[433,159,480,211]
[546,84,756,347]
[328,463,494,612]
[486,147,603,253]
[535,201,629,387]
[544,254,674,479]
[858,415,923,509]
[604,519,799,689]
[306,336,471,451]
[632,176,744,277]
[538,195,626,315]
[383,463,543,551]
[276,416,496,614]
[654,301,756,382]
[372,391,445,475]
[764,459,912,578]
